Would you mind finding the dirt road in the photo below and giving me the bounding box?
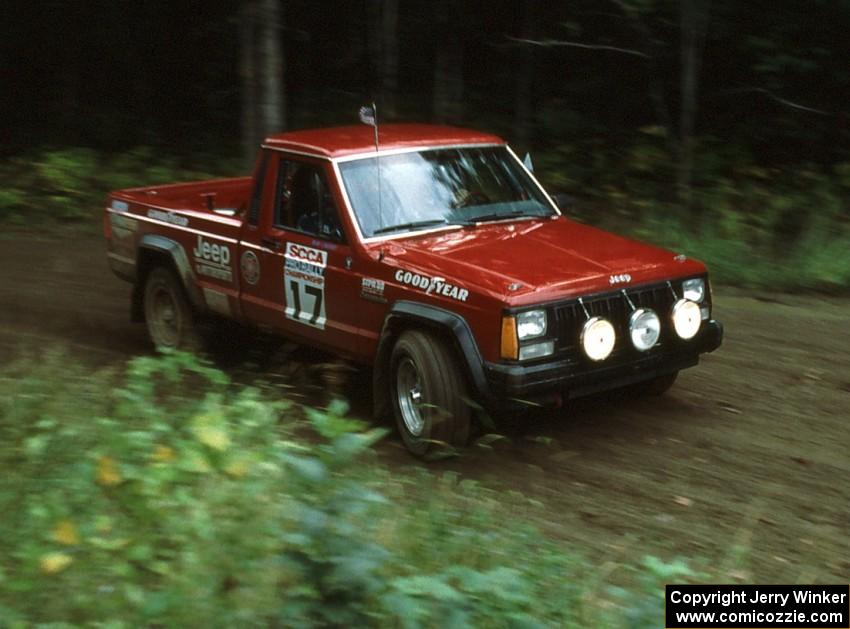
[1,229,848,581]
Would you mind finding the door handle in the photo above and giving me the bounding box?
[261,237,282,251]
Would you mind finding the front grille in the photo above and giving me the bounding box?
[552,281,703,364]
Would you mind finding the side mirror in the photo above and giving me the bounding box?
[523,152,534,173]
[551,193,576,211]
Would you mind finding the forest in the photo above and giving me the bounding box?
[4,0,849,159]
[4,0,850,289]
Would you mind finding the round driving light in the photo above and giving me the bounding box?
[629,308,661,351]
[672,299,701,340]
[581,316,616,361]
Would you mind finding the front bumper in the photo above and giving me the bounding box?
[484,319,723,402]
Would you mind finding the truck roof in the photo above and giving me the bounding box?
[264,124,505,159]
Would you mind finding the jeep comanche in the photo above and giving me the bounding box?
[104,124,723,456]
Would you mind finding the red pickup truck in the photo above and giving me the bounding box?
[104,124,722,456]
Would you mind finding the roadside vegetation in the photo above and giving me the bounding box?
[535,132,850,293]
[2,143,848,292]
[0,350,697,627]
[0,147,240,227]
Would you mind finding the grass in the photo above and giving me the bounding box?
[0,349,706,628]
[627,212,850,292]
[534,139,850,293]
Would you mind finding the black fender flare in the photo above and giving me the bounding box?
[373,300,492,419]
[131,235,205,320]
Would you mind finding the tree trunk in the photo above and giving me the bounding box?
[433,0,464,123]
[677,0,710,210]
[259,0,285,136]
[380,0,399,118]
[239,1,259,166]
[514,2,537,151]
[241,0,285,166]
[613,0,679,160]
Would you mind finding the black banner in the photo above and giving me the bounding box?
[666,585,849,628]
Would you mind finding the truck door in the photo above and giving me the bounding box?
[238,151,362,358]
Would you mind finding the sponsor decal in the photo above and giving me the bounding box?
[609,273,632,285]
[360,277,386,302]
[284,242,327,329]
[192,235,233,282]
[148,208,189,227]
[394,269,469,302]
[111,200,129,212]
[240,250,260,285]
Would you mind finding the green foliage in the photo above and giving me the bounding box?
[0,351,678,627]
[536,140,850,292]
[609,556,696,629]
[0,147,239,222]
[0,350,290,626]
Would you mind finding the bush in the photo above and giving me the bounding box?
[0,351,679,627]
[535,141,850,292]
[0,147,239,222]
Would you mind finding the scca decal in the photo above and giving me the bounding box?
[394,269,469,302]
[284,242,326,329]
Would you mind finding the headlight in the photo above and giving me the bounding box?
[629,308,660,351]
[682,278,705,303]
[517,309,547,340]
[672,299,701,340]
[581,317,616,361]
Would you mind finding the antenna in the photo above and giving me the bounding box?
[358,102,382,231]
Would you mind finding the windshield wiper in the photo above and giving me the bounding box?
[372,218,449,235]
[460,210,538,225]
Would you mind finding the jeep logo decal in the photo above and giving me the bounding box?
[192,235,233,282]
[609,273,632,285]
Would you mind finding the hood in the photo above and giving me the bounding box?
[374,216,706,304]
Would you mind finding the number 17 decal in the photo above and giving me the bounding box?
[286,280,325,328]
[284,242,327,330]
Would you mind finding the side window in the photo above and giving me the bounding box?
[274,160,345,242]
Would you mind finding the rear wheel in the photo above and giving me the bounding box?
[390,330,471,457]
[143,267,201,351]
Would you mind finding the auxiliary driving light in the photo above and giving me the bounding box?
[629,308,661,351]
[581,316,616,361]
[672,299,701,340]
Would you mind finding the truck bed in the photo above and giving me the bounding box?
[112,176,253,217]
[105,176,253,291]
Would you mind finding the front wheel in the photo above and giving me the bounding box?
[143,267,202,351]
[390,330,471,457]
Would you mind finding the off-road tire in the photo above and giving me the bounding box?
[390,330,472,457]
[143,267,202,351]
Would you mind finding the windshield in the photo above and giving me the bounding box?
[338,146,555,238]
